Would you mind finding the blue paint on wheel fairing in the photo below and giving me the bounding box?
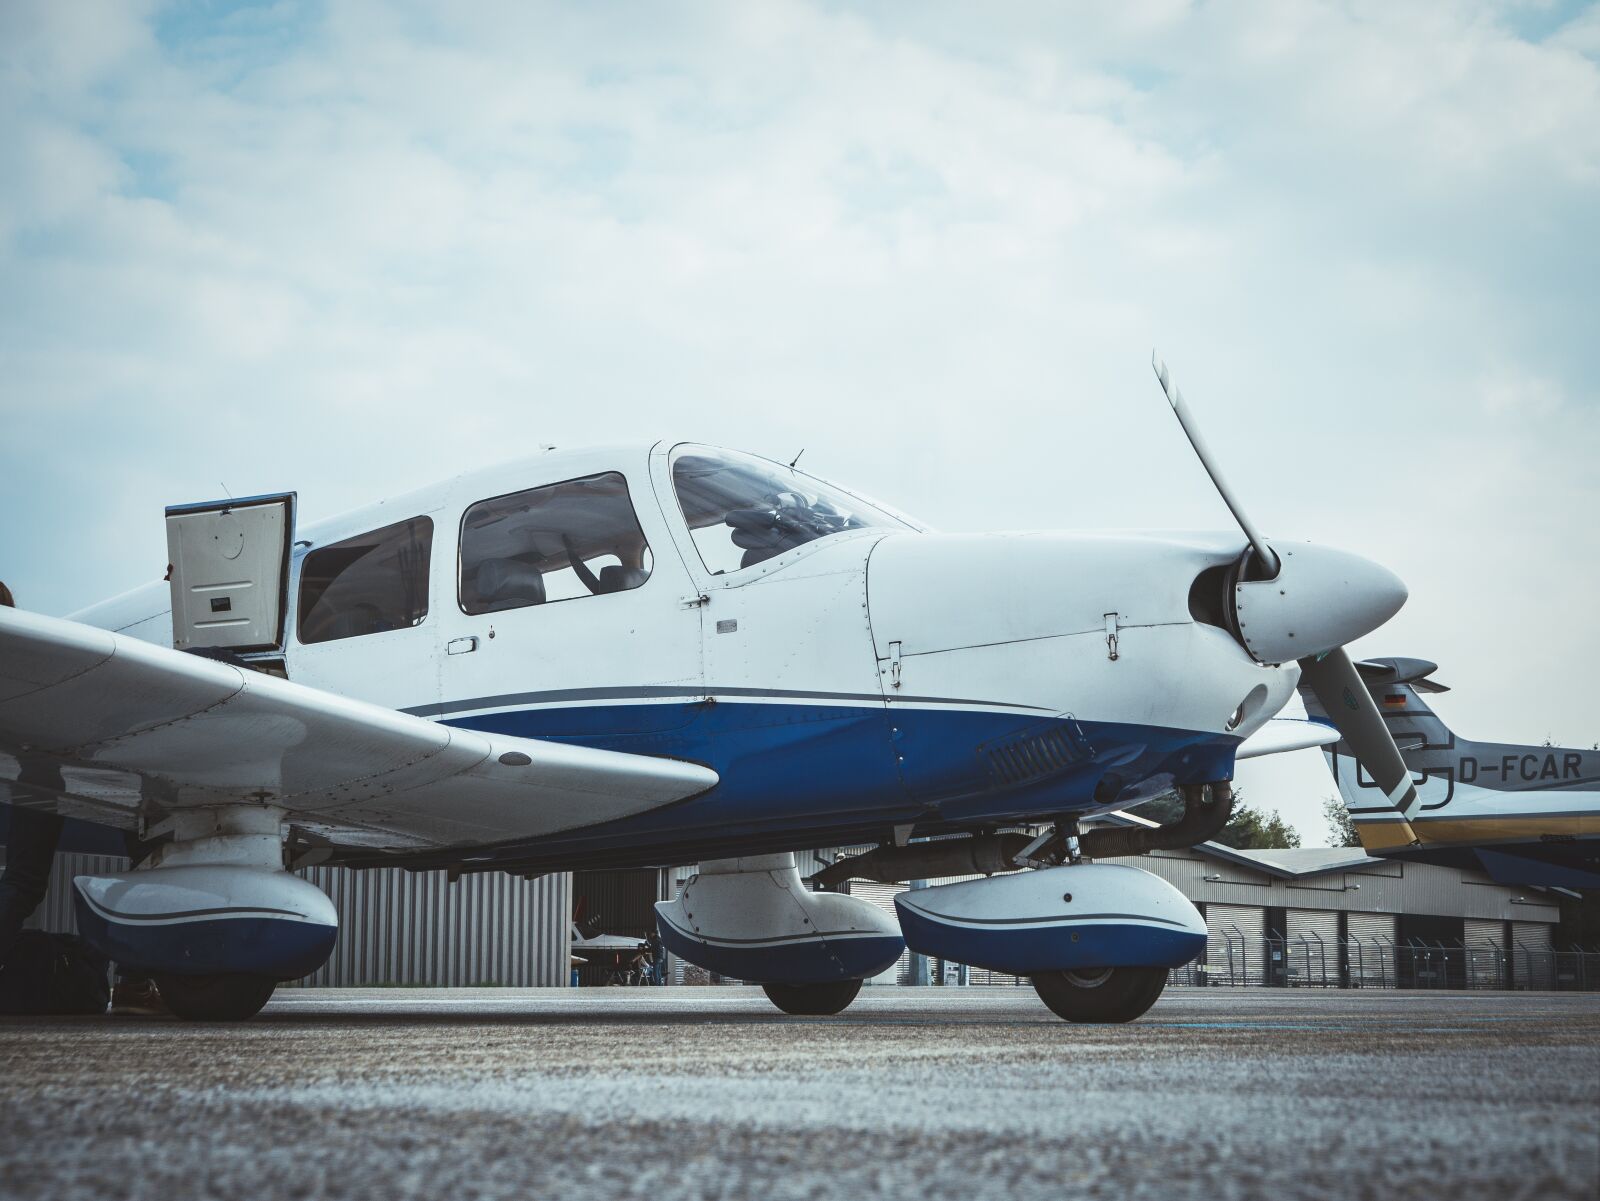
[73,894,337,981]
[656,913,904,985]
[895,895,1205,976]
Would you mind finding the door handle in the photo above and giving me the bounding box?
[446,636,479,656]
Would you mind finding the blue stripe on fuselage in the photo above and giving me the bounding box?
[444,699,1239,862]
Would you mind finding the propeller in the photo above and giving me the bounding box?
[1151,350,1419,845]
[1152,351,1278,579]
[1298,648,1420,840]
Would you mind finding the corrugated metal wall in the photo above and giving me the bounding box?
[298,865,570,987]
[22,852,571,988]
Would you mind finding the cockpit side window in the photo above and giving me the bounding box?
[671,448,913,574]
[298,516,433,644]
[458,471,653,615]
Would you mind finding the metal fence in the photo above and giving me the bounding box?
[949,933,1421,990]
[1190,936,1600,991]
[940,939,1600,992]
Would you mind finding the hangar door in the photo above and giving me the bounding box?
[1512,921,1554,990]
[572,869,660,987]
[1398,914,1466,989]
[1205,904,1264,986]
[1464,918,1508,989]
[1346,912,1396,988]
[1285,910,1338,987]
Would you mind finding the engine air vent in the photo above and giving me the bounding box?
[982,719,1093,788]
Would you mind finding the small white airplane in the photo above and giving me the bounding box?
[0,354,1412,1023]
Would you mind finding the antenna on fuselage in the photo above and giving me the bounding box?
[789,448,806,469]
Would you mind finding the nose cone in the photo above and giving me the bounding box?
[1233,543,1407,664]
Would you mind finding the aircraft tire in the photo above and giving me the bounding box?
[1030,965,1168,1024]
[761,978,863,1015]
[154,973,277,1021]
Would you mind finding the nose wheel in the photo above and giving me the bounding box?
[153,973,278,1022]
[1030,965,1168,1023]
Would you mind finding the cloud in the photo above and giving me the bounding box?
[2,0,1597,837]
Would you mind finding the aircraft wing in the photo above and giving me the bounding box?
[0,606,717,852]
[1236,717,1340,761]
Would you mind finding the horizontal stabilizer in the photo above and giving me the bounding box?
[1235,718,1341,760]
[1354,657,1449,693]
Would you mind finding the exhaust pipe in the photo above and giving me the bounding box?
[810,782,1235,886]
[809,833,1035,888]
[1076,781,1235,858]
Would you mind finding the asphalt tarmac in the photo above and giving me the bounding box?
[1,986,1596,1201]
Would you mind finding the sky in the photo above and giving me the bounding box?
[2,0,1597,843]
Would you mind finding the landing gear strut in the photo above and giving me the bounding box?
[761,978,863,1016]
[1030,965,1169,1023]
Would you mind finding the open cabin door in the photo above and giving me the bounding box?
[165,492,295,663]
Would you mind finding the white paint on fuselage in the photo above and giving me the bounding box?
[68,440,1294,763]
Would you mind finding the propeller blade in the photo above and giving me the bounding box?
[1298,647,1421,847]
[1151,350,1278,578]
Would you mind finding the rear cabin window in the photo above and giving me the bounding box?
[297,517,433,644]
[458,472,653,615]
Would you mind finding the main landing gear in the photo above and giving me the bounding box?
[761,978,865,1016]
[1030,966,1170,1024]
[71,806,338,1022]
[885,813,1210,1024]
[655,854,904,1017]
[154,973,281,1022]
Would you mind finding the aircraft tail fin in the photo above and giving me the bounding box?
[1299,658,1452,852]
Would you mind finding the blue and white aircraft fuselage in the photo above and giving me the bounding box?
[70,443,1295,870]
[0,359,1418,1022]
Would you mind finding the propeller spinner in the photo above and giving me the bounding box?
[1151,351,1420,841]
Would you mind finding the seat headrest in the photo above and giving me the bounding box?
[597,565,649,594]
[475,559,546,608]
[326,602,385,639]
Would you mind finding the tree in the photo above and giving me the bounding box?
[1322,796,1361,848]
[1129,788,1301,850]
[1214,802,1301,850]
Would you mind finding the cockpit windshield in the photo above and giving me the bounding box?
[671,447,915,574]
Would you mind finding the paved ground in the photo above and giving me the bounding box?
[0,986,1596,1201]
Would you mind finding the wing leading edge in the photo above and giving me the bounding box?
[0,606,716,852]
